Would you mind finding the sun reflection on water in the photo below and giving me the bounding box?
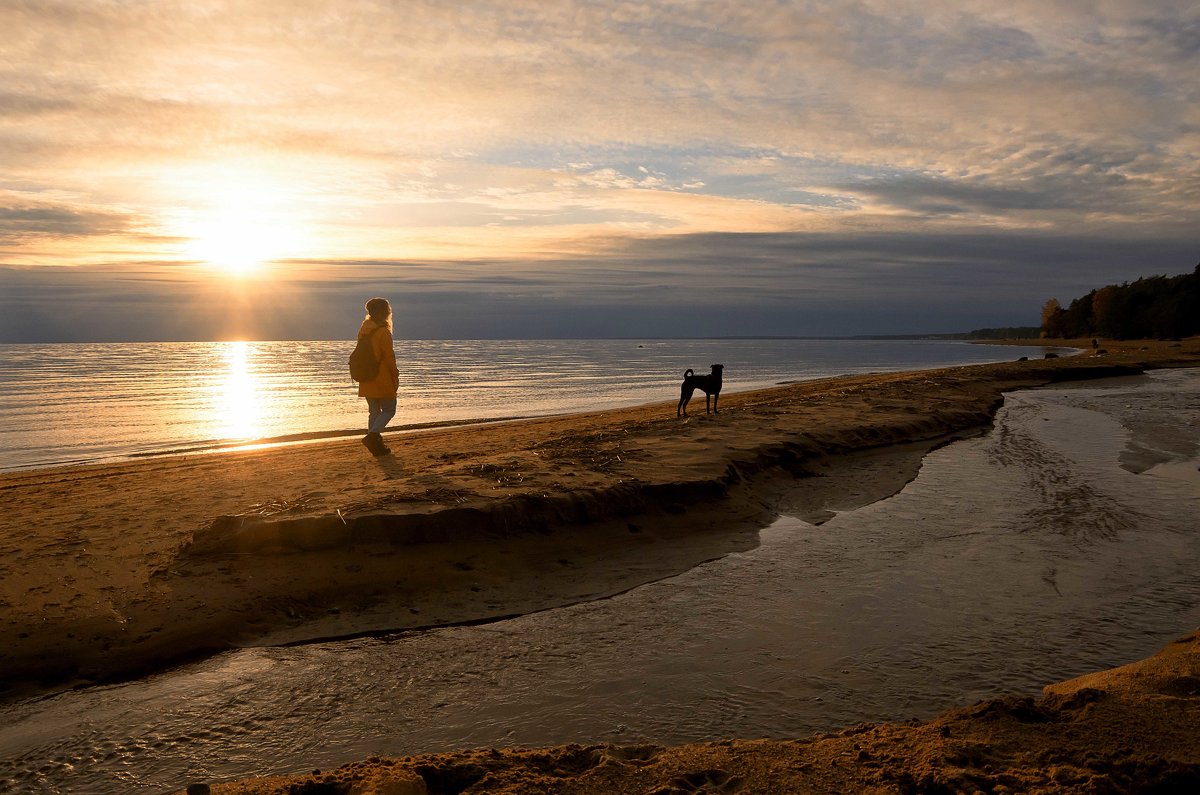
[218,341,263,440]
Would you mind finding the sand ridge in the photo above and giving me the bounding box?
[1,339,1197,701]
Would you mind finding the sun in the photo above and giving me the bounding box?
[169,167,313,276]
[182,204,311,276]
[183,213,264,275]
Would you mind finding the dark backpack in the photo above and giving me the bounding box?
[349,326,383,382]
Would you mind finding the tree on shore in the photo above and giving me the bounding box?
[1040,263,1200,340]
[1040,298,1062,338]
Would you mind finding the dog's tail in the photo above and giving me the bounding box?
[683,368,694,378]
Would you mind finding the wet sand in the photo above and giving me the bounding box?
[1,338,1197,704]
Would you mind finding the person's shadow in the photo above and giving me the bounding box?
[373,449,405,479]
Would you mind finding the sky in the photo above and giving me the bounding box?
[1,0,1197,342]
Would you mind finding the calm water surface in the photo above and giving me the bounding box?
[1,369,1196,795]
[0,338,1070,473]
[0,338,1062,471]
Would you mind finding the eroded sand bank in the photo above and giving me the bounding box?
[1,339,1197,702]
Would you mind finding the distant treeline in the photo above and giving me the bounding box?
[1041,263,1200,340]
[960,326,1042,340]
[856,327,1040,340]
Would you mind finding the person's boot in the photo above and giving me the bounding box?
[361,432,387,456]
[374,433,392,457]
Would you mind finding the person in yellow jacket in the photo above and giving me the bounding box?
[357,297,400,456]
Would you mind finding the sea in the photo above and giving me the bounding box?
[0,338,1066,472]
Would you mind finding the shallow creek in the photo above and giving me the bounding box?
[2,369,1198,794]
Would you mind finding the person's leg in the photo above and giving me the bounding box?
[361,398,390,456]
[368,398,397,434]
[366,397,383,431]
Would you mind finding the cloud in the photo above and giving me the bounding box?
[0,1,1196,338]
[0,193,152,264]
[3,227,1194,342]
[0,203,128,239]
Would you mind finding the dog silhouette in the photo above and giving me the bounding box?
[677,364,723,416]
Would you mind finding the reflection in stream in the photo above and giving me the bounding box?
[1,370,1198,794]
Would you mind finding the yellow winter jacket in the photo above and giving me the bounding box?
[356,318,399,398]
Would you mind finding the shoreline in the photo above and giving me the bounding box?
[0,415,538,475]
[1,338,1197,705]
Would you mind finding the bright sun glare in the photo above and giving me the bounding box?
[173,169,312,276]
[185,212,277,275]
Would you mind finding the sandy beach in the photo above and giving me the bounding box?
[2,337,1198,793]
[1,339,1197,699]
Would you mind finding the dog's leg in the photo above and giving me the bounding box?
[713,393,719,413]
[705,393,711,413]
[678,369,695,417]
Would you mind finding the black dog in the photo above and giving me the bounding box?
[677,364,724,417]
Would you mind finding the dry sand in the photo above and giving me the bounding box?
[2,337,1199,792]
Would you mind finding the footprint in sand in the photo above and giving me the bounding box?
[601,744,664,767]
